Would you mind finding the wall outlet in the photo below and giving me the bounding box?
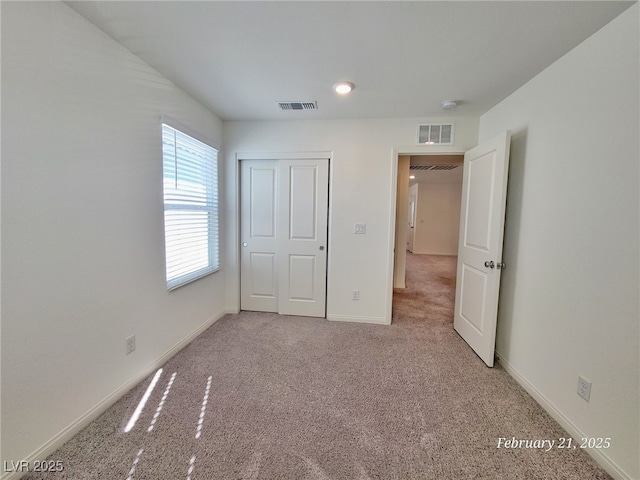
[126,335,136,355]
[577,375,591,402]
[352,290,360,301]
[354,223,366,234]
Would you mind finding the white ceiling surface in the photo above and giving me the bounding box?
[66,1,634,121]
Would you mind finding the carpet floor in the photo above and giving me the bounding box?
[23,253,612,479]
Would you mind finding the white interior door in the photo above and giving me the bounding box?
[240,160,279,313]
[240,158,328,317]
[454,131,511,367]
[277,159,328,316]
[407,192,417,252]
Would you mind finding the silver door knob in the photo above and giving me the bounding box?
[242,242,248,248]
[497,262,506,270]
[484,260,495,269]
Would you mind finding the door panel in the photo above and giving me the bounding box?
[249,253,277,297]
[459,264,488,334]
[288,255,316,301]
[240,161,278,312]
[289,165,318,240]
[250,168,277,238]
[464,151,496,251]
[278,159,328,317]
[454,131,511,367]
[241,158,328,317]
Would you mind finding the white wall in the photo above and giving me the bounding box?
[1,2,226,471]
[479,5,639,479]
[412,175,462,256]
[223,117,478,323]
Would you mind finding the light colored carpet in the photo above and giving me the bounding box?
[23,253,611,479]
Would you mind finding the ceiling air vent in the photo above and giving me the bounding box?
[277,101,318,111]
[410,165,459,171]
[417,123,454,145]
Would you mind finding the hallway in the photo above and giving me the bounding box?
[392,252,457,325]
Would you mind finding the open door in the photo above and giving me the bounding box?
[454,131,511,367]
[407,188,417,252]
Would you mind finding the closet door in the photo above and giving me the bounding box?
[240,158,329,317]
[277,159,328,317]
[240,160,279,313]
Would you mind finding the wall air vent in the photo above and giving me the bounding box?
[277,101,318,111]
[410,165,459,171]
[417,123,454,145]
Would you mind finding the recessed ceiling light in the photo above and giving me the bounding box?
[333,81,354,95]
[409,175,416,179]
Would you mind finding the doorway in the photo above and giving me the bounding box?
[389,132,512,367]
[392,154,464,318]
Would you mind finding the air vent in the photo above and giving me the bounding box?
[410,165,459,171]
[277,101,318,111]
[417,123,454,145]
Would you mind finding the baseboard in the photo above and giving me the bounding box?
[1,310,227,480]
[326,314,390,325]
[495,352,632,480]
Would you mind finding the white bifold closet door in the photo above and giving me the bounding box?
[240,159,329,318]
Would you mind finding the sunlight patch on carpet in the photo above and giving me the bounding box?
[195,376,212,439]
[148,372,176,432]
[125,368,163,433]
[126,448,144,480]
[185,454,196,480]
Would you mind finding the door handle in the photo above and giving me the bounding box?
[484,260,506,270]
[242,242,248,248]
[319,246,325,251]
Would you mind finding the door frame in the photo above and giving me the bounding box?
[235,151,333,316]
[386,147,466,324]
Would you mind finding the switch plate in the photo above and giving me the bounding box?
[352,290,360,301]
[354,223,366,234]
[126,335,136,355]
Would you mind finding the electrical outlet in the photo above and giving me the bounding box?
[577,375,592,402]
[354,223,366,234]
[352,290,360,301]
[126,335,136,355]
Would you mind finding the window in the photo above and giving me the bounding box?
[162,123,219,290]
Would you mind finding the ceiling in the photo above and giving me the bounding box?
[66,1,634,121]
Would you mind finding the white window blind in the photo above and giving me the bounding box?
[162,123,219,290]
